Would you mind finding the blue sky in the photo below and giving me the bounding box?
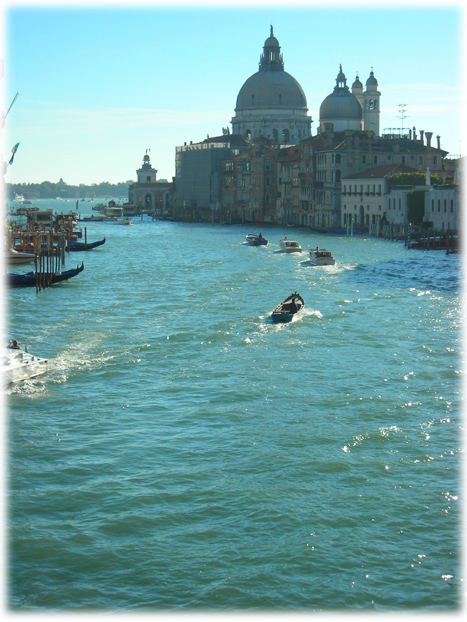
[2,0,464,185]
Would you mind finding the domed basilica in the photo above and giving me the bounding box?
[231,26,312,144]
[231,28,380,142]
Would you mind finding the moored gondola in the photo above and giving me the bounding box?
[69,237,105,251]
[8,262,84,288]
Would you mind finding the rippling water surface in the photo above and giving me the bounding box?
[6,200,462,611]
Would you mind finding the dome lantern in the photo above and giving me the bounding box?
[259,25,284,72]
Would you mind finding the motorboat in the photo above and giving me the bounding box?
[271,292,305,323]
[7,248,35,264]
[245,233,268,246]
[303,247,336,266]
[279,237,302,253]
[4,341,48,385]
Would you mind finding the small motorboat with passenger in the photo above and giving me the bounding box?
[279,237,302,253]
[3,340,48,385]
[303,247,336,266]
[271,292,305,323]
[245,233,268,246]
[7,248,35,265]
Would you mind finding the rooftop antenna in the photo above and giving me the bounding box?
[398,103,407,133]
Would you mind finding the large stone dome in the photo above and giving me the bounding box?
[236,70,307,110]
[231,27,311,144]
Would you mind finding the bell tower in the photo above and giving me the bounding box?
[363,70,381,135]
[137,150,157,184]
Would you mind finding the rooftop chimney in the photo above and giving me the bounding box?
[437,135,441,150]
[419,129,424,143]
[425,132,433,148]
[412,127,417,141]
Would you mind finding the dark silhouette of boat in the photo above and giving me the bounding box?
[8,262,84,288]
[245,233,268,246]
[271,292,304,323]
[69,237,105,251]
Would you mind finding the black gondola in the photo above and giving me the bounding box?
[8,262,84,288]
[271,292,305,323]
[69,237,105,251]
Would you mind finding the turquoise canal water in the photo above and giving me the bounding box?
[6,199,462,611]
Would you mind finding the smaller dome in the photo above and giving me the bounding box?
[320,90,362,121]
[366,71,378,87]
[352,75,363,89]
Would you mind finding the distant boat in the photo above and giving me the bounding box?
[7,248,35,265]
[8,262,84,288]
[118,218,133,225]
[4,341,48,385]
[69,237,105,251]
[14,194,25,202]
[302,247,336,266]
[245,233,268,246]
[271,292,305,323]
[279,237,302,253]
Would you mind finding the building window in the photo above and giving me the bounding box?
[146,176,151,183]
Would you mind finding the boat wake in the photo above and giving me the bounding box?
[302,308,323,319]
[6,377,48,397]
[48,334,115,383]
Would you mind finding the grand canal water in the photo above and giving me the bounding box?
[6,199,462,611]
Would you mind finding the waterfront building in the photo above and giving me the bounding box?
[128,152,173,216]
[221,138,278,224]
[424,186,459,233]
[231,27,312,144]
[276,146,302,226]
[342,164,459,238]
[174,134,249,221]
[341,164,417,235]
[303,129,448,229]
